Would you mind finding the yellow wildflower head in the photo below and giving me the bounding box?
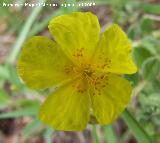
[17,12,137,131]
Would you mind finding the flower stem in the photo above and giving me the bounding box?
[92,125,100,143]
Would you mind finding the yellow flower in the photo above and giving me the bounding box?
[17,12,137,131]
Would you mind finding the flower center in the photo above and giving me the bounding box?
[64,58,111,94]
[83,67,93,77]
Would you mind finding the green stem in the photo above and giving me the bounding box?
[104,125,117,143]
[122,109,154,143]
[92,125,100,143]
[44,128,54,143]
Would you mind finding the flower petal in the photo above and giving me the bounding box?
[94,24,137,74]
[48,12,100,62]
[17,36,73,89]
[39,79,90,131]
[91,74,132,124]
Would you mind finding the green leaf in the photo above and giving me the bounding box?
[7,0,46,64]
[23,118,41,138]
[152,79,160,93]
[143,4,160,15]
[127,24,141,40]
[0,65,9,80]
[124,73,139,87]
[140,18,153,34]
[133,46,153,68]
[122,109,154,143]
[6,64,24,90]
[141,36,160,55]
[29,9,65,36]
[0,90,9,109]
[142,57,160,81]
[139,93,160,109]
[0,104,39,118]
[104,125,117,143]
[17,99,40,109]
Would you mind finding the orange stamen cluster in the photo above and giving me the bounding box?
[89,73,110,95]
[64,50,112,94]
[64,64,79,76]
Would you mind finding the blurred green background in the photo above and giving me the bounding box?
[0,0,160,143]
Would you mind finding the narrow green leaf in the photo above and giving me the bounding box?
[122,109,154,143]
[29,0,80,37]
[104,125,117,143]
[143,4,160,15]
[0,106,39,118]
[29,9,65,36]
[6,64,24,90]
[7,0,46,64]
[0,65,9,79]
[23,118,41,138]
[0,90,9,109]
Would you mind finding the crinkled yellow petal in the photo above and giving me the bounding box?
[48,12,100,62]
[94,24,137,74]
[91,74,132,124]
[17,36,73,89]
[39,79,90,131]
